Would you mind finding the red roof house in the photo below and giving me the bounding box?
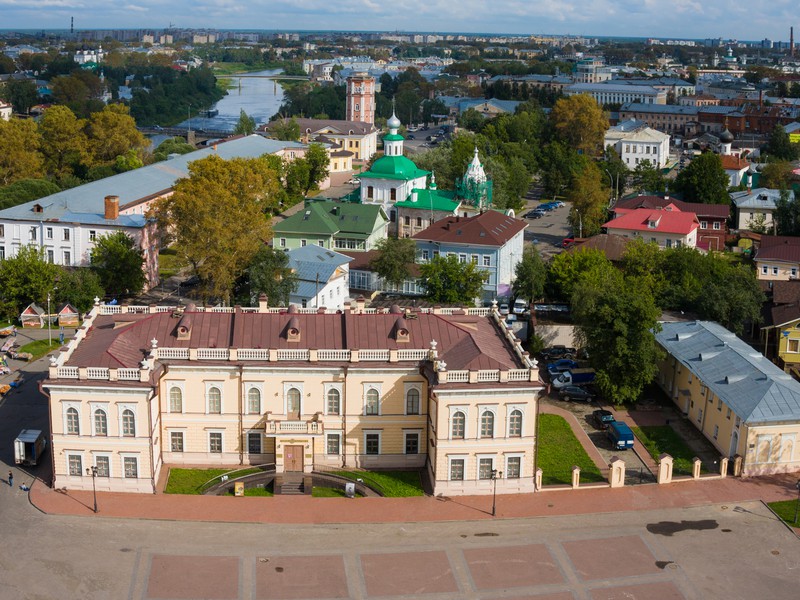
[603,207,700,249]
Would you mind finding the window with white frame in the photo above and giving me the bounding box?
[95,455,110,477]
[94,408,108,436]
[713,221,721,230]
[773,267,779,276]
[247,432,261,454]
[421,249,429,261]
[66,406,80,435]
[123,456,138,478]
[63,250,71,265]
[508,409,522,437]
[279,238,286,248]
[45,226,52,239]
[364,432,380,455]
[364,387,380,415]
[207,385,222,414]
[63,228,70,241]
[326,433,341,455]
[761,265,769,275]
[480,410,495,438]
[247,387,261,414]
[169,386,183,413]
[506,456,521,478]
[478,457,494,479]
[89,230,96,241]
[209,431,223,453]
[170,431,184,452]
[483,255,491,267]
[405,432,420,454]
[451,410,466,439]
[406,387,420,415]
[459,253,467,263]
[326,388,341,415]
[449,457,465,481]
[68,454,82,476]
[122,409,135,437]
[700,221,708,229]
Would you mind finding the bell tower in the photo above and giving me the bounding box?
[346,72,375,125]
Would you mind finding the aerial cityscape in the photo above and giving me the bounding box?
[1,15,800,600]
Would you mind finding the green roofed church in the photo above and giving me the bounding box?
[272,200,389,252]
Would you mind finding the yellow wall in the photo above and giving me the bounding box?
[777,321,800,368]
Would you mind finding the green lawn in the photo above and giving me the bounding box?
[165,467,263,494]
[332,470,423,497]
[18,339,63,361]
[228,483,273,497]
[158,247,188,279]
[767,500,800,528]
[537,414,604,485]
[312,486,362,498]
[631,426,702,474]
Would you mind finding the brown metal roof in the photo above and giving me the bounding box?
[412,211,527,247]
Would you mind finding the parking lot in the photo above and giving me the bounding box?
[519,190,572,259]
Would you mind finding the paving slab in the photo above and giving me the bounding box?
[361,550,458,596]
[588,581,686,600]
[146,555,239,599]
[463,544,564,590]
[255,555,349,599]
[562,535,661,581]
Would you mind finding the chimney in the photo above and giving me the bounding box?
[104,195,119,220]
[792,26,795,58]
[258,292,268,313]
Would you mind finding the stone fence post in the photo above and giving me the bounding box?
[535,468,543,491]
[657,453,673,484]
[609,457,625,488]
[719,456,729,478]
[692,457,702,479]
[571,465,581,489]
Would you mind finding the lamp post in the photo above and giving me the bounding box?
[47,287,57,348]
[604,168,620,208]
[491,469,502,517]
[793,479,800,525]
[86,465,98,513]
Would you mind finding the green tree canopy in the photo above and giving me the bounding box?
[0,246,60,321]
[85,104,147,167]
[57,268,105,313]
[567,161,609,238]
[512,245,546,302]
[775,189,800,236]
[153,136,195,162]
[419,254,487,304]
[0,178,60,210]
[545,247,612,302]
[760,160,793,190]
[630,159,668,195]
[1,78,39,114]
[269,117,301,141]
[303,143,330,195]
[0,118,44,186]
[89,231,146,298]
[671,152,730,204]
[370,237,417,288]
[764,124,800,162]
[157,154,281,303]
[233,109,257,136]
[238,245,298,306]
[38,105,88,180]
[550,94,609,155]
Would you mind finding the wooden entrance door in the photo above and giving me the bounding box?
[285,445,304,472]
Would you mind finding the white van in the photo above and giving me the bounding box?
[513,299,528,314]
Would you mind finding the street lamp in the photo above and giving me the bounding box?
[604,168,620,208]
[491,469,502,517]
[793,479,800,525]
[47,286,57,349]
[86,465,98,513]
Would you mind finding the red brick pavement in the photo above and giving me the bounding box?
[28,472,799,525]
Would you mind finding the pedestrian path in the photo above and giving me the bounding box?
[27,471,798,525]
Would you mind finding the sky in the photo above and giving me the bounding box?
[0,0,797,42]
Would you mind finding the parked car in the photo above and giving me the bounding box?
[528,209,546,218]
[607,421,635,450]
[407,134,415,140]
[546,359,579,375]
[540,345,577,360]
[539,202,556,211]
[513,299,528,314]
[552,200,565,208]
[562,237,575,248]
[552,368,596,389]
[499,303,510,315]
[558,385,594,402]
[592,409,615,429]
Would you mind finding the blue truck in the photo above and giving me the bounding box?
[552,368,596,389]
[607,421,635,450]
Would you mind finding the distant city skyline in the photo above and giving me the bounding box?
[0,1,797,43]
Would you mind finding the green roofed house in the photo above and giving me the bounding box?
[273,200,389,253]
[358,111,429,209]
[392,173,461,238]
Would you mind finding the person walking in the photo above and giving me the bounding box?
[8,471,13,488]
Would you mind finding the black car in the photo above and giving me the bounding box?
[525,209,545,219]
[592,409,615,429]
[558,385,594,402]
[407,134,415,140]
[540,345,577,360]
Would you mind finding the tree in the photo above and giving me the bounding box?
[0,118,44,186]
[630,159,668,194]
[671,152,730,204]
[303,143,330,195]
[573,269,663,405]
[567,162,609,238]
[2,79,39,114]
[760,161,793,190]
[370,237,417,288]
[85,104,147,167]
[458,108,484,132]
[512,245,546,302]
[545,247,612,302]
[550,94,609,155]
[539,141,584,198]
[0,246,60,321]
[775,189,800,236]
[57,268,105,313]
[764,125,799,162]
[153,137,195,162]
[89,232,146,298]
[38,105,88,180]
[233,109,257,136]
[239,246,298,306]
[419,254,487,304]
[0,179,60,210]
[157,155,280,303]
[270,117,301,141]
[599,147,629,200]
[747,212,770,234]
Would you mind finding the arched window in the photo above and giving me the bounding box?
[327,388,340,415]
[480,411,495,438]
[94,409,108,436]
[451,411,465,439]
[122,409,135,437]
[365,389,379,415]
[406,388,420,415]
[508,410,522,437]
[247,388,261,414]
[287,387,301,418]
[207,386,221,414]
[67,407,80,435]
[169,387,182,413]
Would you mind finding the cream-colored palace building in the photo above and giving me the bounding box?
[43,298,542,496]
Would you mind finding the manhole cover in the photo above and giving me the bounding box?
[275,566,284,572]
[771,550,780,556]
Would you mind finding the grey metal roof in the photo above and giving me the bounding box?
[731,187,792,209]
[0,135,306,226]
[620,103,699,115]
[287,246,352,290]
[656,321,800,424]
[567,83,662,94]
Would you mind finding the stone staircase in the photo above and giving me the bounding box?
[277,473,307,495]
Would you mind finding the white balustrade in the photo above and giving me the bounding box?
[238,349,270,360]
[277,349,310,361]
[197,348,230,360]
[57,366,80,379]
[360,349,390,361]
[117,368,141,381]
[158,348,190,359]
[447,370,470,382]
[477,370,501,382]
[86,367,109,380]
[318,349,351,361]
[397,349,428,361]
[508,369,531,381]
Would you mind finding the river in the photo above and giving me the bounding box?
[178,68,286,133]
